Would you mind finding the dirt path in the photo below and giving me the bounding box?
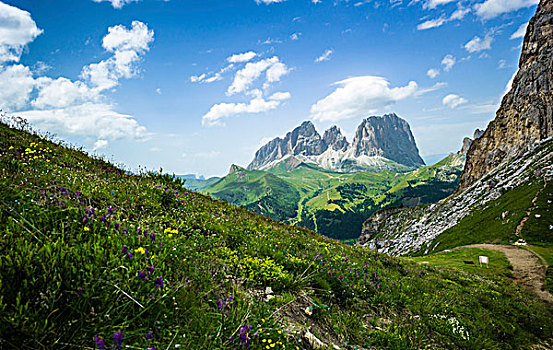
[458,244,553,304]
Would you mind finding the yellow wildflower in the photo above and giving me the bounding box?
[84,227,90,232]
[135,247,146,255]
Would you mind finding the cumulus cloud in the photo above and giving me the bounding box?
[0,10,153,145]
[269,91,291,101]
[227,51,257,63]
[0,64,35,110]
[441,54,456,71]
[442,94,468,108]
[227,56,290,95]
[93,139,109,151]
[92,0,139,9]
[0,2,43,63]
[310,76,419,122]
[464,35,493,53]
[81,21,154,90]
[427,68,440,79]
[423,0,455,10]
[417,17,447,30]
[315,49,333,62]
[474,0,539,20]
[510,22,528,39]
[18,103,150,141]
[202,96,282,127]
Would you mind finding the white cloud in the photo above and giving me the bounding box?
[450,7,471,20]
[265,61,291,84]
[190,73,206,82]
[423,0,455,10]
[0,11,153,144]
[417,17,447,30]
[497,59,507,69]
[290,33,301,40]
[0,2,43,63]
[0,64,35,110]
[255,0,286,4]
[93,139,109,151]
[32,77,100,109]
[92,0,139,9]
[510,22,528,39]
[202,96,282,127]
[464,35,493,53]
[18,103,150,141]
[474,0,539,20]
[441,54,456,71]
[227,56,282,95]
[81,21,154,90]
[427,68,440,79]
[156,88,162,95]
[315,49,333,62]
[227,51,257,63]
[310,76,419,122]
[269,91,291,101]
[442,94,468,108]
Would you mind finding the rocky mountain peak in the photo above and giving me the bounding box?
[352,113,425,167]
[248,113,425,172]
[460,0,553,190]
[323,126,349,151]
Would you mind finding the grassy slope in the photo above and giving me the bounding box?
[204,155,462,240]
[1,121,552,349]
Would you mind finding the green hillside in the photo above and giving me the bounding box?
[205,154,464,240]
[2,120,552,349]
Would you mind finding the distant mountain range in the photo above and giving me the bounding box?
[248,113,425,173]
[201,127,474,239]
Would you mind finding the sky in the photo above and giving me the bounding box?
[0,0,539,177]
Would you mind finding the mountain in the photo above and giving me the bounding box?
[175,174,221,191]
[460,0,553,190]
[358,0,553,256]
[205,137,468,239]
[2,119,552,349]
[248,113,425,173]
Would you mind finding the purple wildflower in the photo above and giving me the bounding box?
[94,336,105,350]
[137,271,147,280]
[77,287,84,296]
[112,331,124,349]
[154,276,163,289]
[114,222,120,231]
[121,246,128,254]
[107,207,113,216]
[146,332,154,340]
[146,266,154,273]
[126,253,133,259]
[149,232,156,241]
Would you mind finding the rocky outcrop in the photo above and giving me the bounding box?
[358,139,553,255]
[323,126,349,151]
[460,0,553,190]
[352,114,424,168]
[248,114,424,172]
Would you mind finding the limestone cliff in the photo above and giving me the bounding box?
[460,0,553,189]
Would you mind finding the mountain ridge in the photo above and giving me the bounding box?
[248,113,425,173]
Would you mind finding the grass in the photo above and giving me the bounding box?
[1,119,553,349]
[204,154,463,240]
[428,182,541,253]
[407,247,514,279]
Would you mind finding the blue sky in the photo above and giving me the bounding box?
[0,0,538,176]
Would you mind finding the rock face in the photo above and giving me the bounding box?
[248,114,425,172]
[351,114,424,167]
[460,0,553,190]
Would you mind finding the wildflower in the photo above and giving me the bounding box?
[146,266,154,273]
[137,271,147,280]
[9,146,14,150]
[146,332,154,340]
[135,247,146,255]
[112,330,124,349]
[107,207,113,216]
[150,232,156,241]
[94,336,105,349]
[84,227,90,232]
[114,222,120,231]
[121,246,128,254]
[77,287,84,296]
[126,253,133,259]
[154,276,163,289]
